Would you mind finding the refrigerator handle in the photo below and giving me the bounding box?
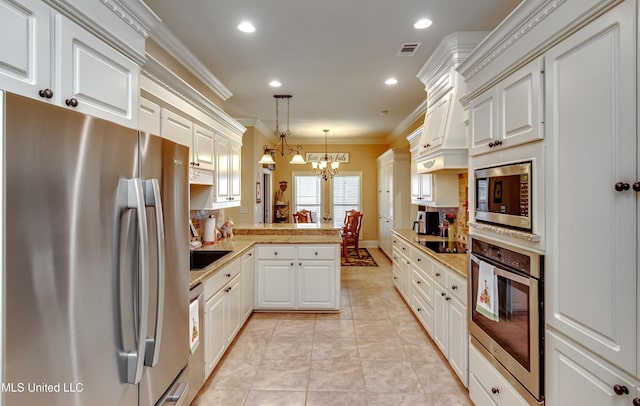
[144,178,165,367]
[124,178,150,384]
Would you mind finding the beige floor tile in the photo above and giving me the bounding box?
[353,319,397,337]
[424,393,473,405]
[263,335,313,360]
[308,360,366,392]
[366,392,430,405]
[225,334,270,363]
[191,389,246,406]
[314,319,356,337]
[241,318,277,336]
[312,336,359,360]
[208,358,259,390]
[243,390,307,406]
[277,312,318,320]
[412,361,465,394]
[361,360,423,393]
[357,336,409,361]
[272,319,316,336]
[306,391,369,406]
[251,359,310,391]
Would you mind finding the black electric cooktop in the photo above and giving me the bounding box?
[415,239,468,254]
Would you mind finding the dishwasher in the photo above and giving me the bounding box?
[187,283,204,404]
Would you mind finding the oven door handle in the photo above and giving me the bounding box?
[471,254,531,286]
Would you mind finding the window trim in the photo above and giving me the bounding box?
[330,171,362,225]
[292,171,323,220]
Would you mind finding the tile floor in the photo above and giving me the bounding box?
[192,248,472,406]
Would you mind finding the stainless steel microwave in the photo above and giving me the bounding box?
[474,161,531,230]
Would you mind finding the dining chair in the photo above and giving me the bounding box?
[293,209,313,223]
[341,210,363,261]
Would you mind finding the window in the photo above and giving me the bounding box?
[293,173,321,221]
[332,173,361,226]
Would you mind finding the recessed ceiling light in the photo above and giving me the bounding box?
[237,21,256,33]
[385,78,398,85]
[269,80,282,87]
[414,18,432,29]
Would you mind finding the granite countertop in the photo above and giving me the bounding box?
[392,229,468,278]
[233,222,342,235]
[189,230,342,288]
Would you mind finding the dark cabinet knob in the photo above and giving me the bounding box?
[491,387,499,394]
[488,141,494,147]
[451,285,458,290]
[225,273,231,278]
[416,280,421,284]
[614,182,630,191]
[633,398,640,406]
[65,97,78,107]
[417,258,421,262]
[38,88,53,99]
[613,384,629,396]
[435,272,441,277]
[416,307,422,312]
[445,296,451,301]
[393,276,398,280]
[441,292,446,297]
[495,140,503,146]
[633,181,640,192]
[274,252,278,256]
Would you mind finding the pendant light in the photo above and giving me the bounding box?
[258,95,305,165]
[311,129,339,181]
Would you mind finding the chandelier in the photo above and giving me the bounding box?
[258,95,305,165]
[312,129,339,181]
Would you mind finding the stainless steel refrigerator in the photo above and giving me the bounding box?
[2,92,190,405]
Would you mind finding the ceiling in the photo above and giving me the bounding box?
[144,0,522,144]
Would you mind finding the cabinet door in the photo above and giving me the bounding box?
[544,0,637,374]
[399,254,411,300]
[498,57,543,146]
[139,97,160,135]
[419,173,433,202]
[432,282,448,355]
[56,14,138,128]
[0,0,51,99]
[256,260,295,309]
[448,297,468,387]
[546,330,636,406]
[298,260,336,310]
[225,277,242,344]
[426,93,452,151]
[229,141,241,202]
[215,135,230,202]
[193,124,215,170]
[161,109,193,147]
[468,88,497,156]
[241,251,254,321]
[204,290,225,378]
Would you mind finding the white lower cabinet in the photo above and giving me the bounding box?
[241,250,255,321]
[545,330,639,406]
[203,256,243,379]
[469,342,529,406]
[255,244,340,311]
[391,232,468,387]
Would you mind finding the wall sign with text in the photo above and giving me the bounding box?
[305,152,350,163]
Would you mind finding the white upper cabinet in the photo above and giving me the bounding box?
[139,97,161,135]
[0,0,142,128]
[468,57,543,156]
[193,124,215,171]
[418,92,452,156]
[0,0,51,98]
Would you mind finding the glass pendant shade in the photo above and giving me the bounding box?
[258,153,276,164]
[289,153,306,164]
[257,95,305,165]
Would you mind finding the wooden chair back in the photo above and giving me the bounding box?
[293,209,313,223]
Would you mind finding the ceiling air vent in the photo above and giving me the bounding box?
[397,42,421,56]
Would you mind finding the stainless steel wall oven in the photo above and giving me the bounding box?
[469,236,544,403]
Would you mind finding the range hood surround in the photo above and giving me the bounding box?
[411,31,488,173]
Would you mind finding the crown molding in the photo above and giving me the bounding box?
[236,118,278,144]
[149,22,233,101]
[142,54,245,136]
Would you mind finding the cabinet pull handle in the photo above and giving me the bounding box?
[633,181,640,192]
[451,285,458,290]
[491,387,499,394]
[613,384,629,396]
[225,273,231,278]
[614,182,630,192]
[65,97,79,107]
[435,272,441,277]
[488,141,494,147]
[416,280,421,284]
[274,252,278,256]
[445,296,451,301]
[38,88,53,99]
[441,292,446,297]
[632,398,640,406]
[416,307,422,312]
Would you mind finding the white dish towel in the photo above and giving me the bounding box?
[476,260,499,322]
[189,298,200,353]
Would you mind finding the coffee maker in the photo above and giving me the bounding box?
[413,211,440,235]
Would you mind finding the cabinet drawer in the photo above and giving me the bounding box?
[411,289,433,335]
[257,245,295,259]
[410,248,432,274]
[412,267,433,307]
[204,261,241,299]
[448,271,467,305]
[432,262,447,285]
[297,245,336,260]
[469,343,528,406]
[392,237,410,256]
